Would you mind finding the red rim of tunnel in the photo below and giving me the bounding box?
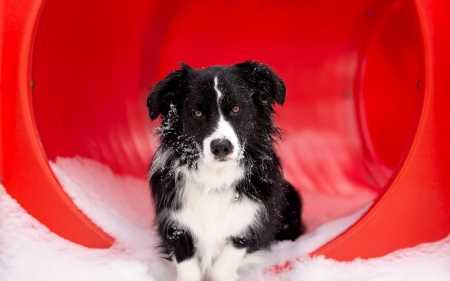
[353,0,425,190]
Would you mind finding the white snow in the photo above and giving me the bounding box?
[0,182,175,281]
[1,156,449,281]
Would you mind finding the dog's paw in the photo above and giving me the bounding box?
[210,245,246,281]
[176,258,202,281]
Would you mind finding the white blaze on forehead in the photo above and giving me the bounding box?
[214,76,222,102]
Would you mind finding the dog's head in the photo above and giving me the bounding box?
[147,60,285,166]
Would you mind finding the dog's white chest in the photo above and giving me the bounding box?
[175,181,258,239]
[173,165,260,270]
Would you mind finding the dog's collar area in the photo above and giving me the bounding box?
[182,158,245,192]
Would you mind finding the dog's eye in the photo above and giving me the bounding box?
[231,105,241,114]
[193,110,204,118]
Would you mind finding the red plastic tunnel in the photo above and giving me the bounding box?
[1,0,449,262]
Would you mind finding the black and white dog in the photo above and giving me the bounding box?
[147,61,304,281]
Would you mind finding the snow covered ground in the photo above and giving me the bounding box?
[1,156,449,281]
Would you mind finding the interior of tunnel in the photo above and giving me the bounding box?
[30,0,423,237]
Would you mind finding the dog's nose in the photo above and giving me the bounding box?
[210,139,234,157]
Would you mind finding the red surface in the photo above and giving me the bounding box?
[0,0,113,248]
[1,0,449,260]
[313,0,450,260]
[357,1,423,170]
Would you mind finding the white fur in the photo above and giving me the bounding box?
[173,165,260,275]
[183,159,244,191]
[202,77,241,163]
[149,148,173,176]
[211,245,246,281]
[176,258,202,281]
[214,76,222,100]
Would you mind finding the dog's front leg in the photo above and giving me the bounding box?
[161,223,201,281]
[211,244,246,281]
[172,234,201,281]
[176,258,201,281]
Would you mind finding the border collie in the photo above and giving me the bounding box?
[147,61,304,281]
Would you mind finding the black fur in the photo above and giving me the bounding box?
[147,60,305,268]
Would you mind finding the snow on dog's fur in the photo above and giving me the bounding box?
[147,61,305,281]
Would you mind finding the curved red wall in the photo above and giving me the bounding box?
[1,0,449,260]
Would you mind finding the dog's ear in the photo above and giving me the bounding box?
[147,63,192,120]
[234,60,286,106]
